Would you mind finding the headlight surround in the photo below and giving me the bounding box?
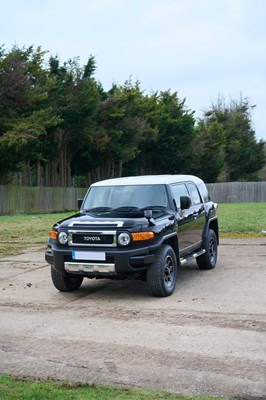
[117,232,131,246]
[58,231,68,245]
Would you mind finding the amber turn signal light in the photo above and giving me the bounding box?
[49,230,58,240]
[132,232,154,241]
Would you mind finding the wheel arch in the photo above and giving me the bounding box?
[163,234,179,261]
[206,218,219,245]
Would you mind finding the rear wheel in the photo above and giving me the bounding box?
[146,245,177,297]
[51,267,83,291]
[197,229,218,270]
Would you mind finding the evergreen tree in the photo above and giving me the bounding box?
[0,46,60,184]
[149,91,195,174]
[191,119,225,182]
[201,95,265,181]
[72,79,155,184]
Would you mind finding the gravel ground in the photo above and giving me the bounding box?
[0,238,266,399]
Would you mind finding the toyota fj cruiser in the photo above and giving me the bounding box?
[45,175,219,297]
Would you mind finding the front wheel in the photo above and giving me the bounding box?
[51,267,84,291]
[146,245,177,297]
[196,229,218,270]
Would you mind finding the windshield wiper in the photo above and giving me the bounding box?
[112,206,140,212]
[139,206,167,211]
[85,207,113,213]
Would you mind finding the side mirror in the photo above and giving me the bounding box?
[180,196,192,210]
[77,198,83,209]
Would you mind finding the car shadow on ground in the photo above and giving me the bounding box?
[56,261,209,302]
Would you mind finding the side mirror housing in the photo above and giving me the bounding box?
[180,196,192,210]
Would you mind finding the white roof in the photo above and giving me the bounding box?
[91,175,204,187]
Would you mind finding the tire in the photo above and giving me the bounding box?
[196,229,218,270]
[51,266,83,291]
[146,245,177,297]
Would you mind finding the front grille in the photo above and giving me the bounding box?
[68,230,116,247]
[72,233,113,245]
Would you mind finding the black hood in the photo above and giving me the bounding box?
[55,212,150,230]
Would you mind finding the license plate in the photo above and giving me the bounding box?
[72,251,106,261]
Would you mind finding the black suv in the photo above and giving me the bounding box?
[45,175,219,297]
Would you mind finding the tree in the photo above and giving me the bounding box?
[123,91,159,176]
[202,95,265,181]
[2,45,264,187]
[258,144,266,181]
[72,79,156,184]
[43,55,101,186]
[191,119,225,182]
[0,46,61,184]
[73,87,195,182]
[0,48,102,186]
[145,91,195,174]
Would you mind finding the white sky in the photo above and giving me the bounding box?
[1,0,266,141]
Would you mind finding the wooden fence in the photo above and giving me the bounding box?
[207,182,266,203]
[0,182,266,215]
[0,186,87,215]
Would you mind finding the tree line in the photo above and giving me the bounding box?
[0,45,265,187]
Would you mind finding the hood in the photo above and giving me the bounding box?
[55,212,150,230]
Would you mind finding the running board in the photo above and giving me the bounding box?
[180,249,206,265]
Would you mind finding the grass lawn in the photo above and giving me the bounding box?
[0,211,72,256]
[0,375,230,400]
[217,203,266,237]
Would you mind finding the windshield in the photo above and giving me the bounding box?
[82,184,168,211]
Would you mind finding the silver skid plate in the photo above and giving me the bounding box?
[65,262,115,273]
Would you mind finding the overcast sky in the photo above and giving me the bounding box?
[1,0,266,141]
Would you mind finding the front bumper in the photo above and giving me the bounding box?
[45,244,155,276]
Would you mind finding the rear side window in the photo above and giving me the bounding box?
[197,182,210,202]
[187,183,202,205]
[170,184,189,208]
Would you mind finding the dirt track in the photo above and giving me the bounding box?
[0,238,266,399]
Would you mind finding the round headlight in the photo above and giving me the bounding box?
[118,232,131,246]
[58,231,68,245]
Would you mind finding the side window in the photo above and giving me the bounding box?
[187,183,202,205]
[197,182,210,202]
[171,184,189,208]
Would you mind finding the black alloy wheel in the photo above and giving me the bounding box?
[197,229,218,270]
[51,267,84,291]
[147,244,177,297]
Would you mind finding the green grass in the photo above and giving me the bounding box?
[0,375,230,400]
[217,203,266,237]
[0,211,73,256]
[0,203,265,257]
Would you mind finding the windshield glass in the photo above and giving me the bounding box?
[83,185,168,210]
